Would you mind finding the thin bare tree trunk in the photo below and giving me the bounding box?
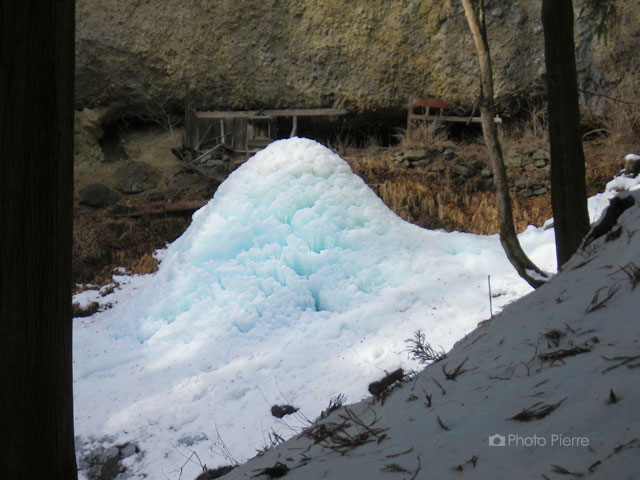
[0,1,77,478]
[461,0,548,289]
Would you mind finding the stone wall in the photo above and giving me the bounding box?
[505,147,551,198]
[391,145,552,197]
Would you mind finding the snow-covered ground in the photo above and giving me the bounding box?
[73,138,639,479]
[222,177,640,480]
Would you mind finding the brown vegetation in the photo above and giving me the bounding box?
[73,204,196,290]
[347,104,632,236]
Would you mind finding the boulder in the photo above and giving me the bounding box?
[532,149,549,161]
[412,158,434,168]
[533,158,548,168]
[452,164,471,177]
[504,155,522,169]
[393,158,410,168]
[624,153,640,176]
[403,149,429,161]
[114,161,160,194]
[78,183,120,208]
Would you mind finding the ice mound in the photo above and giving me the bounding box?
[136,138,435,335]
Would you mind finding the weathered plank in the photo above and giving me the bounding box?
[412,114,502,124]
[195,108,346,119]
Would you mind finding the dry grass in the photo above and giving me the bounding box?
[73,209,191,291]
[395,121,454,151]
[588,85,640,147]
[582,79,640,191]
[500,106,549,153]
[582,87,640,193]
[348,102,637,236]
[373,175,551,235]
[131,253,159,275]
[346,118,556,235]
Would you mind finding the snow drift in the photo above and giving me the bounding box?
[74,138,558,479]
[224,178,640,480]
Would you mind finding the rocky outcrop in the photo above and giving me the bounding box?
[75,0,639,117]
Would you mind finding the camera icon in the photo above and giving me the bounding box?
[488,434,506,447]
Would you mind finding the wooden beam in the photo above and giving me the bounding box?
[194,123,213,150]
[412,114,502,124]
[192,143,225,164]
[195,108,346,119]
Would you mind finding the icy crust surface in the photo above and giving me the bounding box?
[73,138,560,479]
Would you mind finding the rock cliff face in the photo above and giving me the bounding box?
[76,0,638,116]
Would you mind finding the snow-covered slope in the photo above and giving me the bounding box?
[72,138,638,479]
[222,183,640,480]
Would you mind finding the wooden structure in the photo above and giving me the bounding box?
[184,108,346,154]
[407,97,501,135]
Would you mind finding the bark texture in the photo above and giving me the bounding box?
[462,0,548,289]
[0,1,77,478]
[542,0,590,268]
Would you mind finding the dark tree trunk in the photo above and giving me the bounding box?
[462,0,548,289]
[0,2,77,478]
[542,0,590,268]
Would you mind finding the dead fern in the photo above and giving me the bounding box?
[404,330,446,364]
[509,398,566,421]
[255,429,285,457]
[618,262,640,289]
[321,394,346,419]
[586,284,620,312]
[303,407,388,455]
[601,354,640,373]
[538,346,591,363]
[381,463,410,473]
[542,328,565,348]
[550,464,584,478]
[442,357,470,380]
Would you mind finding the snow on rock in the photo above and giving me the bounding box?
[624,153,640,176]
[74,138,561,479]
[223,180,640,479]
